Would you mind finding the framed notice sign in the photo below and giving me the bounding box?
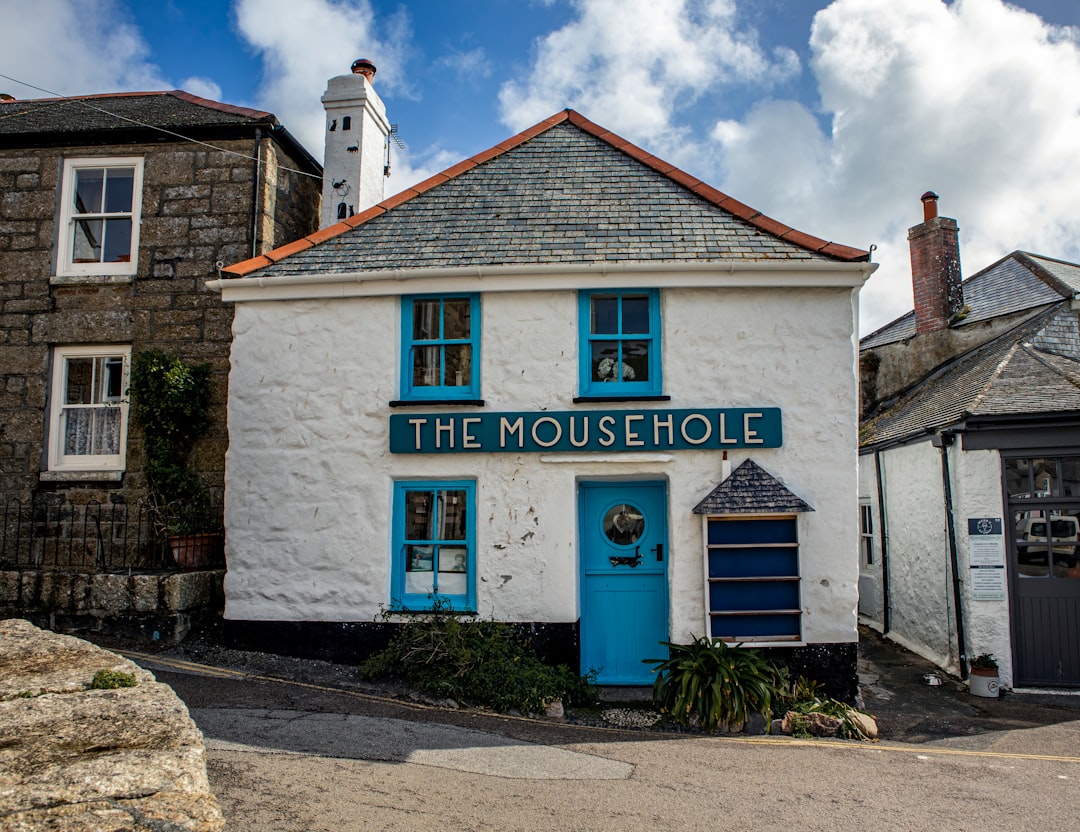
[967,518,1005,600]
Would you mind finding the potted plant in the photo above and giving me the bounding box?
[128,350,219,567]
[968,653,1000,698]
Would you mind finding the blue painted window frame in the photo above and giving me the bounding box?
[400,294,480,400]
[391,480,476,611]
[578,289,662,397]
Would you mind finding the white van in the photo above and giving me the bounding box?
[1016,514,1080,557]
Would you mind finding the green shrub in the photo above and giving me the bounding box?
[128,349,212,507]
[91,669,137,690]
[645,637,784,731]
[779,674,875,740]
[361,609,594,714]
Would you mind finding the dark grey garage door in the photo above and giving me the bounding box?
[1005,456,1080,687]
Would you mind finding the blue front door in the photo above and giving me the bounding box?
[580,481,669,684]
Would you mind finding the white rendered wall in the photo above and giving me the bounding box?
[864,441,1013,684]
[223,283,861,647]
[949,446,1013,686]
[873,441,957,668]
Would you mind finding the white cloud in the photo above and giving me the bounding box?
[497,0,798,162]
[178,76,224,102]
[0,0,168,97]
[435,48,493,81]
[714,0,1080,334]
[234,0,412,161]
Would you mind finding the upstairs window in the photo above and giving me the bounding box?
[400,295,480,400]
[391,481,476,611]
[57,158,143,276]
[47,345,131,472]
[578,289,661,397]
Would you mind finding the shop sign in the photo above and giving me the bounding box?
[390,408,782,454]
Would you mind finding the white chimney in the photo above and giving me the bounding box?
[320,58,390,227]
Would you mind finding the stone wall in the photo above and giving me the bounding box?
[0,136,320,507]
[0,569,224,647]
[0,618,224,831]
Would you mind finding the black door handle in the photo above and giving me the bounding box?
[653,543,664,561]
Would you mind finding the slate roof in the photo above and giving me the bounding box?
[861,252,1080,349]
[0,91,320,172]
[692,459,814,515]
[860,305,1080,448]
[225,109,869,278]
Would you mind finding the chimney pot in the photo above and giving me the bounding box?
[921,190,939,222]
[351,58,377,81]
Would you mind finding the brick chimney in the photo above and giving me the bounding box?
[909,191,963,335]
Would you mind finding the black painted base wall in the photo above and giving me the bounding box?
[223,618,857,700]
[223,618,581,669]
[764,642,860,704]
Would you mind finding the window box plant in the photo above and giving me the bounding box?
[968,653,1000,698]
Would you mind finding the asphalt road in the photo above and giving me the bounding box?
[139,654,1080,832]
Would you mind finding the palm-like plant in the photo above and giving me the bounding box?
[645,636,783,731]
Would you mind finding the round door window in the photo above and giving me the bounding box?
[603,503,645,547]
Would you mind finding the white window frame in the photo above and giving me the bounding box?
[47,345,132,472]
[859,502,875,566]
[57,157,144,277]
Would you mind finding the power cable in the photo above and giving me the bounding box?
[0,72,323,182]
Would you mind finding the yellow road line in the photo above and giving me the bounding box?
[124,651,1080,764]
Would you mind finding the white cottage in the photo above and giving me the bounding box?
[859,193,1080,690]
[210,63,875,696]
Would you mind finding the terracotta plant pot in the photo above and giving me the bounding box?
[169,533,219,568]
[968,665,1000,698]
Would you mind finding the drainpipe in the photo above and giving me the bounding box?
[874,450,891,633]
[934,430,969,680]
[251,127,263,258]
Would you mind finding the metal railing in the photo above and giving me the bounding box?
[0,495,224,573]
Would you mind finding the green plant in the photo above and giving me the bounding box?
[645,637,784,732]
[970,653,998,669]
[779,674,876,741]
[91,669,137,689]
[361,606,595,714]
[128,349,212,509]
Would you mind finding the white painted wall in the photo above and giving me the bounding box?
[224,280,862,647]
[858,441,1014,685]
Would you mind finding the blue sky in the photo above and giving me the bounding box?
[4,0,1080,333]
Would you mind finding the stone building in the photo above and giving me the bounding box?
[0,89,321,512]
[859,193,1080,690]
[212,87,875,697]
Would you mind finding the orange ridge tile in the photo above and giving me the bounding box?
[264,238,314,262]
[746,215,794,238]
[441,160,478,178]
[665,168,702,190]
[780,229,830,251]
[378,190,419,211]
[305,222,352,245]
[223,255,273,277]
[342,205,386,227]
[469,145,504,165]
[716,195,757,221]
[409,172,451,195]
